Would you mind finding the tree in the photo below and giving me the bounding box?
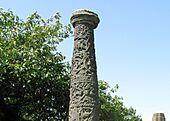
[99,80,142,121]
[0,8,72,120]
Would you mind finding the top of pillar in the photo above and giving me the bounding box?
[70,9,100,29]
[152,113,165,121]
[153,113,165,117]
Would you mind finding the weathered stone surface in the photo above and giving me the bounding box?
[152,113,166,121]
[70,9,100,29]
[69,10,100,121]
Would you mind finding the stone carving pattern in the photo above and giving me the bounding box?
[69,23,99,121]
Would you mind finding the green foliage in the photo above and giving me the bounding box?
[0,8,72,120]
[99,80,142,121]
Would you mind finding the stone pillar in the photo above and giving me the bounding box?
[152,113,166,121]
[69,10,100,121]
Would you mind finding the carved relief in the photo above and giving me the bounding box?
[69,23,99,121]
[69,10,100,121]
[72,24,96,76]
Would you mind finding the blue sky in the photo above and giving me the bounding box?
[1,0,170,120]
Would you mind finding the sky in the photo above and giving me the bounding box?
[1,0,170,120]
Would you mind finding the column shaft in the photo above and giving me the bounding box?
[69,10,100,121]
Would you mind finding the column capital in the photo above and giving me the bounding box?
[70,9,100,29]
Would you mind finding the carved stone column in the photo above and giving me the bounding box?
[152,113,166,121]
[69,10,100,121]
